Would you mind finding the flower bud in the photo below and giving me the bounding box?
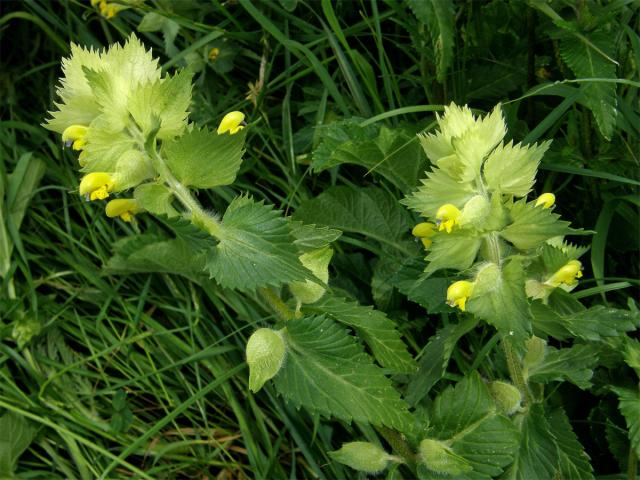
[105,199,142,222]
[208,47,220,61]
[79,172,115,201]
[418,438,472,475]
[535,192,555,209]
[217,111,245,135]
[488,380,522,415]
[289,247,333,305]
[545,260,583,287]
[329,442,393,473]
[62,124,89,150]
[246,328,286,393]
[435,204,461,233]
[446,280,474,311]
[412,222,436,249]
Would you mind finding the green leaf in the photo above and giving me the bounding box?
[501,198,578,250]
[559,30,617,140]
[405,317,479,406]
[422,372,520,479]
[293,186,417,255]
[205,196,311,290]
[163,127,246,188]
[0,412,37,477]
[611,387,640,458]
[407,0,455,82]
[547,408,595,480]
[134,183,177,217]
[527,344,599,389]
[424,231,482,276]
[303,295,416,373]
[467,258,532,343]
[391,260,449,314]
[403,166,476,219]
[483,141,550,197]
[274,315,413,431]
[290,222,342,252]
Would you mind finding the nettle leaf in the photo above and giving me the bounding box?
[405,317,479,406]
[547,408,595,480]
[205,196,311,290]
[501,198,579,250]
[290,222,342,252]
[0,412,38,477]
[527,344,599,389]
[134,183,177,217]
[531,301,640,341]
[483,141,550,197]
[312,118,377,169]
[424,231,482,276]
[163,127,246,188]
[420,372,519,479]
[293,186,417,255]
[274,315,413,431]
[391,259,449,314]
[406,0,454,82]
[303,295,416,374]
[467,258,532,343]
[559,30,617,140]
[403,166,476,218]
[611,387,640,458]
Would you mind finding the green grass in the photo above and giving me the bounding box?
[1,0,638,478]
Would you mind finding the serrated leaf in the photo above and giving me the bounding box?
[0,412,37,477]
[611,387,640,458]
[501,198,579,250]
[293,186,417,255]
[484,140,550,197]
[391,259,449,314]
[303,295,416,373]
[312,118,377,169]
[467,258,532,344]
[405,317,478,406]
[205,196,311,290]
[274,315,413,431]
[527,344,599,389]
[290,222,342,252]
[559,30,617,140]
[547,408,595,479]
[424,231,482,276]
[423,372,519,479]
[163,127,246,188]
[134,183,177,217]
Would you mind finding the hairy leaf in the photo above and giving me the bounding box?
[484,140,550,197]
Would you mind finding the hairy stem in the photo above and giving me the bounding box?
[375,426,417,474]
[258,287,295,322]
[502,338,531,405]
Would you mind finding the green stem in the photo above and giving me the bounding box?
[628,446,638,480]
[258,287,295,322]
[502,338,531,405]
[375,426,417,474]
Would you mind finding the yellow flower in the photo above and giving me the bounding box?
[447,280,474,311]
[208,47,220,61]
[94,0,122,19]
[217,111,245,135]
[79,172,115,201]
[546,260,583,287]
[535,193,555,209]
[412,222,436,248]
[62,125,89,151]
[435,204,461,233]
[105,199,142,222]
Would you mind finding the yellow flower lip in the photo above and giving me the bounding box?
[217,111,246,135]
[62,125,89,151]
[535,192,555,209]
[79,172,115,201]
[546,259,583,287]
[447,280,474,311]
[412,222,436,249]
[105,199,142,222]
[208,47,220,61]
[435,204,461,233]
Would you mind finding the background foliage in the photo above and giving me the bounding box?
[1,0,638,478]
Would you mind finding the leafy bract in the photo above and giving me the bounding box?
[484,141,550,197]
[303,295,416,373]
[424,231,481,275]
[205,196,312,290]
[134,183,177,217]
[163,127,245,188]
[274,315,413,431]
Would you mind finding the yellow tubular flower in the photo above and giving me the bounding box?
[412,222,436,249]
[546,260,583,287]
[535,193,555,209]
[436,204,461,233]
[79,172,115,201]
[62,125,89,151]
[208,47,220,61]
[105,199,142,222]
[217,111,245,134]
[447,280,474,311]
